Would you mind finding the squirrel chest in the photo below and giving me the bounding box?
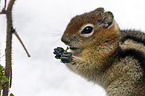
[54,8,145,96]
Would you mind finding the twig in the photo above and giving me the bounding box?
[4,0,7,9]
[13,30,31,57]
[0,9,7,14]
[0,0,7,14]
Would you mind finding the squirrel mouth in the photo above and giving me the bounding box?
[69,46,78,50]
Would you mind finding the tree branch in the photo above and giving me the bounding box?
[3,0,16,96]
[1,0,30,95]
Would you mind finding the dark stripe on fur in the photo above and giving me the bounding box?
[119,48,145,77]
[102,47,122,72]
[121,35,145,45]
[120,30,145,45]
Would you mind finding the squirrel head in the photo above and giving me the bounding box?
[61,8,121,55]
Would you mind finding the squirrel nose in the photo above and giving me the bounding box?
[61,37,70,45]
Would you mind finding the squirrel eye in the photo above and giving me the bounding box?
[80,24,94,37]
[81,26,93,34]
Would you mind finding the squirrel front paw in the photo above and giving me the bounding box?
[53,47,64,59]
[53,47,72,63]
[60,52,72,63]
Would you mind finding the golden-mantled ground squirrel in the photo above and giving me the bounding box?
[53,8,145,96]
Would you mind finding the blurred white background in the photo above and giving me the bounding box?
[0,0,145,96]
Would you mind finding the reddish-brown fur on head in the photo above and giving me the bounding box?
[61,8,121,55]
[62,8,104,38]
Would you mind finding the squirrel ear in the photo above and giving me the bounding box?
[104,11,114,28]
[97,11,114,28]
[103,11,114,28]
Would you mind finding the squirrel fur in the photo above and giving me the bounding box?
[54,8,145,96]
